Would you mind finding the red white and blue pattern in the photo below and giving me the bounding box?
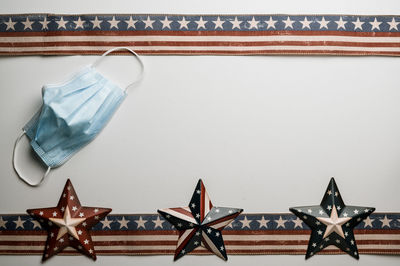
[158,179,243,260]
[26,179,111,261]
[0,14,399,56]
[0,212,399,256]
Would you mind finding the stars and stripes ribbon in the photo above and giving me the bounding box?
[1,213,399,256]
[0,14,399,56]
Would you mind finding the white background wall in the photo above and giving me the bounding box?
[0,1,399,265]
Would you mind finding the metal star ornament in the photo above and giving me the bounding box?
[27,179,111,261]
[289,177,375,259]
[158,179,243,261]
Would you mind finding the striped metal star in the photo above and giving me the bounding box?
[158,179,243,260]
[27,179,111,261]
[290,177,375,259]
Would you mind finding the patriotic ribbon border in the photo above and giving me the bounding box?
[1,213,399,256]
[0,14,399,56]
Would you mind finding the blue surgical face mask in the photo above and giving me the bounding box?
[12,47,144,186]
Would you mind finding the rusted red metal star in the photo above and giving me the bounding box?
[27,179,111,261]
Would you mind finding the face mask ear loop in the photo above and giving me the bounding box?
[91,47,144,94]
[12,131,51,187]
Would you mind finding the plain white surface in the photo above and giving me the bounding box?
[1,0,400,265]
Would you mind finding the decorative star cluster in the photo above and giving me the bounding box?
[0,15,399,32]
[290,178,375,259]
[158,179,243,260]
[27,179,111,261]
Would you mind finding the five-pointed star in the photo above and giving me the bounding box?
[363,216,374,228]
[27,179,111,261]
[248,17,259,29]
[369,18,382,31]
[73,17,84,29]
[388,18,399,31]
[117,216,130,229]
[158,179,243,261]
[178,17,189,29]
[57,17,67,29]
[4,18,16,31]
[283,17,294,29]
[230,17,242,29]
[264,17,276,29]
[257,216,269,228]
[0,216,8,229]
[318,17,329,29]
[22,18,34,30]
[290,177,375,259]
[300,17,312,29]
[100,216,113,229]
[275,216,287,228]
[134,216,148,228]
[212,17,224,29]
[380,215,392,228]
[317,205,351,238]
[143,16,154,29]
[240,216,252,228]
[90,16,102,29]
[160,16,172,29]
[50,208,86,240]
[352,18,364,30]
[195,17,207,29]
[40,17,49,30]
[14,216,25,228]
[335,17,347,29]
[152,216,165,228]
[126,16,137,29]
[292,217,303,228]
[108,16,119,29]
[31,220,42,229]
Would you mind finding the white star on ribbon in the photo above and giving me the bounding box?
[300,17,312,29]
[22,18,34,30]
[91,16,102,29]
[380,215,392,228]
[318,17,329,29]
[283,17,294,29]
[369,18,382,31]
[265,17,277,29]
[388,18,399,31]
[240,216,252,228]
[108,16,119,29]
[256,216,269,228]
[335,17,347,30]
[352,18,364,30]
[4,18,16,30]
[230,17,242,29]
[73,17,84,29]
[100,217,113,229]
[160,16,172,29]
[248,17,259,29]
[178,17,189,29]
[212,17,224,29]
[134,216,148,229]
[195,17,207,29]
[14,216,25,229]
[275,216,287,228]
[152,216,165,228]
[126,17,137,29]
[143,16,154,29]
[40,17,49,30]
[57,17,67,29]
